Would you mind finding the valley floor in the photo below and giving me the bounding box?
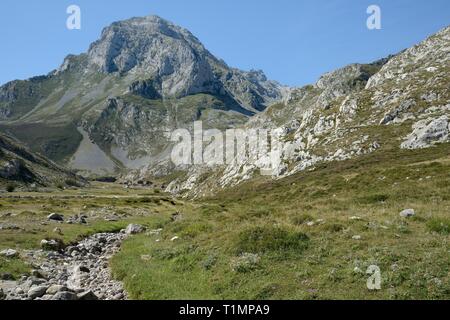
[1,144,449,300]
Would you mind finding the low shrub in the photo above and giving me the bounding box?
[5,184,16,193]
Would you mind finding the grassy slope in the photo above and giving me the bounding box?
[111,143,450,300]
[1,144,449,299]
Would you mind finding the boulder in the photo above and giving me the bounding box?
[46,285,69,295]
[40,239,63,251]
[28,285,49,299]
[31,269,47,279]
[400,209,415,218]
[67,265,90,290]
[0,249,18,258]
[21,277,47,291]
[401,116,449,149]
[66,214,87,224]
[125,224,145,235]
[77,290,99,300]
[47,213,64,221]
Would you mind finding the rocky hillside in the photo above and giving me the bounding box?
[0,16,286,177]
[1,16,448,192]
[0,132,85,188]
[167,26,450,197]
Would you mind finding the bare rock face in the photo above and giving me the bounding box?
[86,16,218,98]
[168,25,450,197]
[124,224,146,235]
[0,159,28,180]
[79,15,285,109]
[315,60,389,109]
[0,16,448,189]
[401,116,449,149]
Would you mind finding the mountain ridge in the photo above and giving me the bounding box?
[0,15,287,177]
[0,17,448,194]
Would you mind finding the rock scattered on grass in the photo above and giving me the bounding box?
[47,213,64,221]
[0,249,18,258]
[2,224,145,300]
[400,209,415,218]
[125,224,145,235]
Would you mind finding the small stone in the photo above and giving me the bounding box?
[52,291,78,300]
[400,209,415,218]
[28,285,49,299]
[22,277,47,291]
[141,255,151,261]
[0,249,18,258]
[77,290,99,300]
[105,215,119,222]
[46,285,68,295]
[31,269,46,279]
[352,235,362,240]
[125,224,145,235]
[170,236,179,242]
[15,287,24,295]
[40,239,63,251]
[113,292,124,300]
[47,213,64,221]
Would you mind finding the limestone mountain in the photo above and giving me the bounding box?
[167,25,450,197]
[0,15,286,177]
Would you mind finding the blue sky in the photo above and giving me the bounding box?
[0,0,449,86]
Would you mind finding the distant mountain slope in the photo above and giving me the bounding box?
[0,15,287,177]
[0,132,85,187]
[166,26,450,197]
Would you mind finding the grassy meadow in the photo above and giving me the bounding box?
[1,143,449,299]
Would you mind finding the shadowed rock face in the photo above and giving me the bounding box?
[0,133,85,186]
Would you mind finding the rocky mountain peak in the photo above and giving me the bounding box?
[86,15,211,74]
[55,15,285,106]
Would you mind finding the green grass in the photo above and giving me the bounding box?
[1,144,449,299]
[427,218,450,235]
[0,256,30,279]
[107,143,450,300]
[234,226,309,256]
